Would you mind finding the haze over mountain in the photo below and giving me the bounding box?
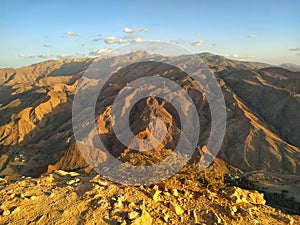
[279,63,300,72]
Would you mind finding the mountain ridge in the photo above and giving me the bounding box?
[0,52,299,180]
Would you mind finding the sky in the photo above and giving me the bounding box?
[1,0,300,68]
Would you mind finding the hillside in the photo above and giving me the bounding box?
[0,52,299,179]
[1,52,300,223]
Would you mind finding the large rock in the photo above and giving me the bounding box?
[225,187,266,205]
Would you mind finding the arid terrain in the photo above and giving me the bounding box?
[0,164,299,225]
[0,52,299,224]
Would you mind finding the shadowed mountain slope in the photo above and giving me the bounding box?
[0,52,299,180]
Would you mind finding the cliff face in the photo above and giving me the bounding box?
[0,52,299,180]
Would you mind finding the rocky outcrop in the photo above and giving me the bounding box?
[0,165,299,224]
[225,186,266,204]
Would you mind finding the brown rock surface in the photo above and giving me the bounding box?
[225,186,266,204]
[0,52,299,223]
[1,52,299,179]
[0,165,299,224]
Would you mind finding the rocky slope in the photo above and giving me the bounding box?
[0,52,299,224]
[0,52,299,179]
[0,164,299,224]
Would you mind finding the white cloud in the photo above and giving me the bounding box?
[118,38,128,44]
[56,53,85,59]
[289,47,300,51]
[104,36,118,44]
[65,31,78,37]
[228,54,259,61]
[96,27,149,44]
[124,27,149,33]
[192,40,204,46]
[97,48,112,54]
[37,54,56,59]
[18,53,36,59]
[130,38,144,43]
[124,27,135,33]
[102,36,129,44]
[247,34,256,39]
[56,54,76,59]
[18,52,86,60]
[89,48,113,56]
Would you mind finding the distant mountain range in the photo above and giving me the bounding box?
[0,52,299,180]
[279,63,300,72]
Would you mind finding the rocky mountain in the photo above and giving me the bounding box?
[0,52,299,223]
[0,52,299,180]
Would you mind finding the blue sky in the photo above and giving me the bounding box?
[1,0,299,68]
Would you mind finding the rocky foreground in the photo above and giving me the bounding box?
[0,164,299,225]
